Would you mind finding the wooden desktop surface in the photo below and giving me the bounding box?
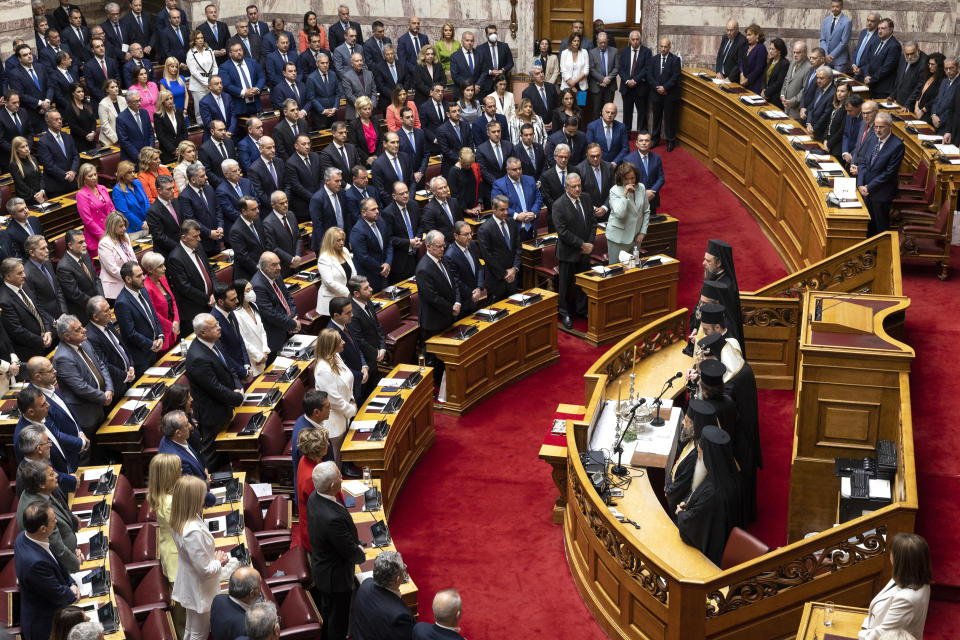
[795,601,867,640]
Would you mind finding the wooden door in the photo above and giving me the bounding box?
[537,0,592,51]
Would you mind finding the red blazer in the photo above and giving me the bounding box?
[295,456,319,551]
[143,275,180,351]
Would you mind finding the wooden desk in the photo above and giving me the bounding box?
[425,289,559,416]
[69,465,124,507]
[795,601,867,640]
[574,255,679,346]
[340,364,436,519]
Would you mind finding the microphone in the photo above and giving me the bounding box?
[650,372,682,427]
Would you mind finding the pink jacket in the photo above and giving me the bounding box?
[97,235,137,299]
[75,185,113,258]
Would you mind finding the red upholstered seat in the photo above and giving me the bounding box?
[534,244,559,290]
[140,608,177,640]
[277,584,323,640]
[720,526,770,569]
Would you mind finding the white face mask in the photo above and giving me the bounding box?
[488,33,498,43]
[244,290,257,304]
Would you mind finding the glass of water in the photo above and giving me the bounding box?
[823,601,834,627]
[362,466,372,486]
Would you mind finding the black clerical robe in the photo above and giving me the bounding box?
[726,358,761,524]
[665,440,697,522]
[677,478,729,565]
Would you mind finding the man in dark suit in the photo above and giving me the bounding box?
[350,198,393,293]
[199,76,238,139]
[371,132,415,207]
[113,261,165,376]
[273,99,309,162]
[540,144,580,232]
[297,33,332,83]
[228,20,264,67]
[553,173,596,328]
[309,167,352,253]
[251,251,299,356]
[247,136,286,211]
[420,176,464,245]
[347,276,386,394]
[122,42,153,87]
[515,122,546,179]
[444,221,484,316]
[197,4,230,65]
[851,13,880,80]
[38,29,78,80]
[381,181,423,282]
[246,6,269,40]
[412,590,467,640]
[14,502,79,640]
[51,315,113,436]
[350,552,416,640]
[545,116,587,167]
[307,461,366,640]
[198,120,237,189]
[156,8,189,72]
[0,258,55,360]
[416,230,460,383]
[471,95,508,147]
[36,111,77,197]
[623,131,665,215]
[648,38,682,151]
[475,120,513,207]
[157,410,216,503]
[154,0,189,33]
[318,122,357,184]
[52,0,86,31]
[449,31,478,98]
[21,361,85,473]
[327,296,368,402]
[396,16,429,73]
[863,19,901,99]
[619,30,652,132]
[60,10,91,64]
[228,196,268,283]
[166,220,216,332]
[185,313,245,452]
[343,168,381,229]
[121,0,154,58]
[475,25,513,95]
[215,159,257,230]
[332,27,363,78]
[264,33,295,87]
[48,51,78,108]
[22,235,65,321]
[85,295,135,397]
[372,45,407,112]
[100,5,129,68]
[892,43,927,107]
[7,47,53,134]
[291,393,332,493]
[285,134,324,223]
[478,196,522,303]
[586,102,629,164]
[211,567,263,640]
[856,112,905,235]
[271,61,307,111]
[221,42,266,118]
[56,231,103,323]
[115,90,155,162]
[145,176,183,257]
[715,20,747,81]
[237,117,263,167]
[328,6,363,51]
[576,143,615,219]
[179,163,225,256]
[305,53,340,129]
[262,18,294,55]
[522,66,556,130]
[263,191,304,277]
[361,20,391,69]
[212,283,250,382]
[436,103,472,178]
[802,67,836,129]
[418,83,447,154]
[0,93,31,169]
[397,107,428,186]
[491,158,541,243]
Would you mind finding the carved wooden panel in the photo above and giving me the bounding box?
[678,101,712,157]
[819,401,877,445]
[751,147,781,215]
[714,118,748,184]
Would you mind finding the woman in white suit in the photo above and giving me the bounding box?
[560,33,590,92]
[606,162,650,264]
[233,280,270,376]
[859,533,931,640]
[98,79,127,147]
[315,227,357,318]
[313,328,357,465]
[170,475,236,640]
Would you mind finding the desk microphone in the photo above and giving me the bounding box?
[650,372,683,427]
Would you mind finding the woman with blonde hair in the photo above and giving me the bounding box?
[112,160,151,238]
[159,55,190,121]
[98,78,128,146]
[347,95,383,168]
[170,475,235,640]
[97,211,137,300]
[313,328,357,464]
[173,140,198,192]
[142,251,181,351]
[295,426,331,549]
[186,31,216,122]
[75,163,112,259]
[508,97,548,147]
[155,88,189,163]
[130,65,160,121]
[9,136,46,207]
[146,453,183,581]
[411,44,445,104]
[435,23,460,80]
[316,226,356,318]
[447,147,482,214]
[138,146,176,202]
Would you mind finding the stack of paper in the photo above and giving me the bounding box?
[918,134,943,142]
[935,144,960,156]
[742,94,766,105]
[351,420,379,432]
[342,480,369,496]
[270,356,295,370]
[761,110,789,119]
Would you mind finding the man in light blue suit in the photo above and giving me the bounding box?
[850,13,880,80]
[220,41,265,118]
[585,103,629,165]
[491,158,542,243]
[115,89,154,162]
[623,131,665,215]
[51,315,113,438]
[819,0,851,71]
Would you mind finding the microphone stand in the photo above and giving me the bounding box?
[611,401,644,477]
[650,374,681,427]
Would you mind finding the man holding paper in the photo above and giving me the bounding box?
[856,112,904,235]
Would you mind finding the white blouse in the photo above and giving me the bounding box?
[493,91,516,122]
[187,48,217,91]
[98,95,127,146]
[235,304,270,376]
[560,49,590,90]
[316,250,357,316]
[171,519,235,613]
[313,355,357,438]
[173,161,192,192]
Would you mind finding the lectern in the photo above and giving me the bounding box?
[788,291,914,542]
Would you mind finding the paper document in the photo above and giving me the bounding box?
[271,356,295,369]
[711,78,730,85]
[243,393,265,402]
[211,486,226,500]
[251,483,273,497]
[935,144,960,155]
[905,119,926,125]
[124,387,149,398]
[378,378,405,388]
[789,136,814,143]
[761,110,788,119]
[71,571,93,597]
[351,420,379,432]
[818,162,844,171]
[850,85,869,92]
[357,571,374,583]
[76,529,100,544]
[82,467,110,481]
[145,366,171,376]
[918,134,943,142]
[834,177,857,199]
[869,479,892,500]
[838,200,863,208]
[120,400,146,411]
[342,480,369,496]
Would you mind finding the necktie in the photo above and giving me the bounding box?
[218,142,227,159]
[332,193,343,227]
[238,63,251,95]
[234,182,242,197]
[454,124,461,143]
[392,156,403,181]
[539,86,546,108]
[114,23,122,40]
[64,69,73,82]
[105,326,131,368]
[211,23,217,41]
[359,73,365,89]
[282,52,287,63]
[339,145,348,170]
[605,125,612,148]
[13,112,21,130]
[721,40,731,68]
[601,50,607,75]
[437,102,443,122]
[136,14,143,31]
[199,188,209,209]
[371,222,383,249]
[560,169,566,188]
[249,222,260,243]
[870,140,883,167]
[442,201,453,224]
[500,220,511,248]
[401,207,413,238]
[594,166,602,189]
[575,199,585,224]
[831,16,837,34]
[514,181,527,212]
[39,263,54,289]
[641,155,648,175]
[56,134,66,156]
[378,39,383,53]
[193,250,213,295]
[76,28,82,43]
[527,145,535,165]
[631,49,638,77]
[348,46,353,57]
[467,50,474,73]
[281,214,293,240]
[19,289,43,327]
[268,161,278,187]
[491,44,498,69]
[494,144,502,167]
[437,259,451,286]
[413,35,420,55]
[660,55,665,73]
[463,247,475,274]
[78,255,92,280]
[175,27,183,46]
[390,65,397,83]
[272,280,291,314]
[292,122,298,136]
[291,83,299,101]
[856,32,872,65]
[133,111,142,132]
[29,68,40,89]
[78,346,105,390]
[875,39,885,56]
[243,38,250,54]
[303,155,311,171]
[408,130,416,152]
[213,343,227,367]
[166,200,178,223]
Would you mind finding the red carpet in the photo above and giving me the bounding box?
[387,146,958,635]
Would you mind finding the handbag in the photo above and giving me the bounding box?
[576,90,587,107]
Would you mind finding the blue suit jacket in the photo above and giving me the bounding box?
[805,84,836,127]
[265,50,296,87]
[210,594,248,640]
[114,286,163,375]
[122,58,153,88]
[864,36,901,98]
[198,91,237,138]
[618,45,652,95]
[819,14,852,69]
[51,341,114,433]
[852,29,876,71]
[81,56,119,103]
[343,184,380,225]
[371,152,416,206]
[236,135,260,168]
[856,134,905,202]
[305,68,341,114]
[14,532,77,640]
[157,25,189,65]
[30,387,84,473]
[271,79,307,110]
[396,32,430,72]
[586,119,629,164]
[215,178,258,225]
[158,436,216,506]
[115,108,155,162]
[13,413,78,485]
[443,242,484,304]
[471,113,508,148]
[449,48,479,92]
[7,65,54,116]
[38,42,79,78]
[211,307,249,380]
[623,150,665,195]
[474,42,514,94]
[397,127,428,175]
[436,119,472,176]
[180,184,224,255]
[309,188,353,252]
[842,113,863,156]
[646,52,681,97]
[491,174,542,235]
[220,57,266,115]
[36,129,80,195]
[261,30,295,55]
[349,217,393,292]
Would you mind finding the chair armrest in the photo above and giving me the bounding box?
[257,535,292,557]
[386,325,418,343]
[131,601,169,620]
[254,529,292,541]
[900,226,944,235]
[279,623,322,640]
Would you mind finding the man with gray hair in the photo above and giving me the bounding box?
[37,109,78,196]
[413,589,466,639]
[51,314,114,436]
[855,110,904,235]
[22,233,66,321]
[780,41,810,121]
[113,260,165,376]
[263,190,303,278]
[16,458,82,571]
[285,134,323,221]
[66,619,104,640]
[157,409,216,506]
[421,175,464,245]
[308,460,365,640]
[539,143,580,233]
[415,230,460,383]
[251,251,300,355]
[891,41,927,107]
[216,157,257,227]
[349,197,393,293]
[185,313,244,455]
[350,551,415,639]
[115,87,155,162]
[553,172,596,329]
[198,119,237,189]
[14,403,77,495]
[0,257,55,360]
[211,566,264,640]
[180,162,225,256]
[85,295,135,397]
[4,197,45,260]
[245,601,280,640]
[309,166,350,253]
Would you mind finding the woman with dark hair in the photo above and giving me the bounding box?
[858,533,931,640]
[60,82,97,151]
[739,24,767,93]
[385,86,420,132]
[533,38,560,87]
[457,82,481,126]
[551,87,583,133]
[762,38,789,108]
[559,33,588,93]
[98,78,127,147]
[48,606,86,640]
[914,52,945,122]
[606,161,650,263]
[814,82,849,159]
[233,279,269,376]
[161,382,203,454]
[298,11,327,53]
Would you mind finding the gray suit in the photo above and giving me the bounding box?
[781,59,811,120]
[588,46,619,94]
[52,341,114,435]
[333,43,363,78]
[341,68,377,120]
[17,490,81,572]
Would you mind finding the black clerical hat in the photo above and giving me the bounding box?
[706,239,731,258]
[700,303,726,325]
[701,279,729,300]
[698,332,725,358]
[699,359,726,385]
[686,397,718,438]
[701,424,731,446]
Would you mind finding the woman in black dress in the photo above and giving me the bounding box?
[9,136,47,207]
[762,38,789,109]
[154,88,189,164]
[60,82,98,152]
[411,44,446,105]
[347,96,384,168]
[551,87,584,133]
[446,147,482,215]
[914,53,945,123]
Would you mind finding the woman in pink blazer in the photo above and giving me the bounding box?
[141,251,181,352]
[75,163,113,259]
[97,211,138,300]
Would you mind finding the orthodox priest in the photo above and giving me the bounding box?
[688,239,744,353]
[676,425,742,565]
[699,303,743,373]
[696,359,737,437]
[665,398,717,522]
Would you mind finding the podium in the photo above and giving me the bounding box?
[788,291,914,542]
